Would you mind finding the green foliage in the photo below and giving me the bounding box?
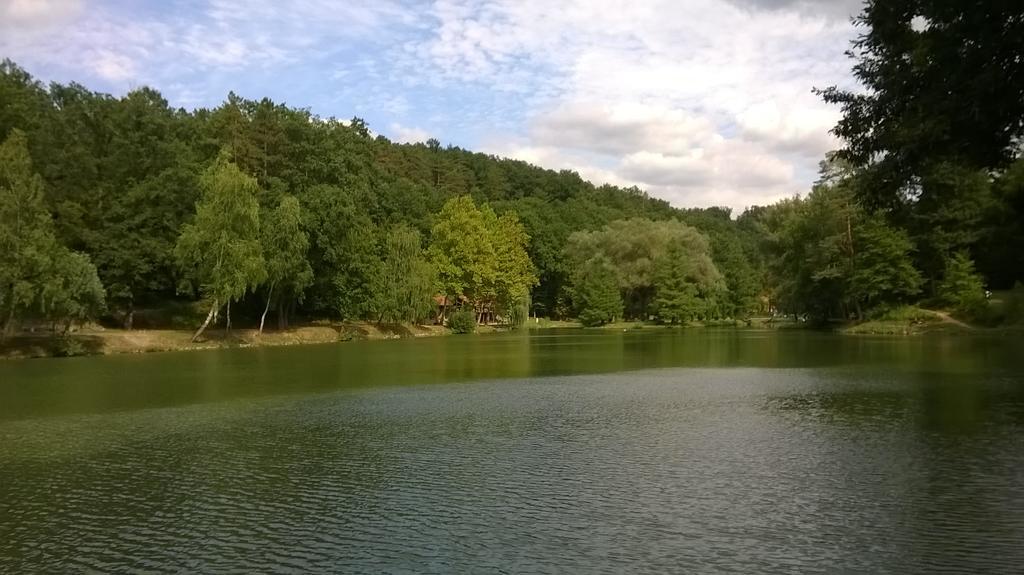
[483,207,538,316]
[768,171,921,320]
[653,239,724,324]
[0,129,105,335]
[39,249,106,331]
[428,196,496,303]
[937,251,987,317]
[819,1,1024,205]
[52,335,87,357]
[261,195,313,309]
[0,129,54,333]
[427,196,536,322]
[174,153,266,309]
[300,184,379,319]
[868,305,936,324]
[370,225,437,324]
[566,218,720,321]
[4,57,1023,333]
[448,307,476,334]
[575,258,622,327]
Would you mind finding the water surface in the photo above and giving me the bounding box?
[2,329,1023,573]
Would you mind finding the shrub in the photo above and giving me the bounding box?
[52,336,86,357]
[448,307,476,334]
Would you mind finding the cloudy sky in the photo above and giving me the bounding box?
[1,0,864,210]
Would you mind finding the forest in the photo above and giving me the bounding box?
[1,1,1023,339]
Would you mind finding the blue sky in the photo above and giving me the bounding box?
[1,0,863,210]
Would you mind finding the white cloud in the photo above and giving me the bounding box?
[404,0,858,210]
[90,49,136,81]
[0,0,82,33]
[389,122,431,144]
[0,0,410,90]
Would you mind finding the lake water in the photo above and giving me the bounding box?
[2,329,1023,573]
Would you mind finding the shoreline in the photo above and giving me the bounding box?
[2,314,1016,360]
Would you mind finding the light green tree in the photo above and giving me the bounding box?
[428,196,495,319]
[259,195,312,334]
[483,206,538,324]
[175,153,266,341]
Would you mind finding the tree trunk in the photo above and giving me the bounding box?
[259,283,275,336]
[191,299,219,343]
[277,300,285,330]
[226,300,232,334]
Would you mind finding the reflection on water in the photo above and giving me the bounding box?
[1,329,1022,572]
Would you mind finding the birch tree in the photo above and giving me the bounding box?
[175,153,265,341]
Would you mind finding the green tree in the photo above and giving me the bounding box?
[566,218,718,320]
[300,184,380,320]
[174,153,266,341]
[653,239,724,324]
[0,130,59,338]
[427,196,495,318]
[575,258,622,327]
[848,215,922,312]
[483,206,537,323]
[819,1,1024,205]
[769,173,921,320]
[39,249,106,333]
[937,251,986,317]
[259,195,312,334]
[369,225,437,324]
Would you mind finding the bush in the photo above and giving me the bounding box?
[448,308,476,334]
[52,336,86,357]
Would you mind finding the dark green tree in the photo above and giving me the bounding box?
[575,258,622,327]
[819,0,1024,206]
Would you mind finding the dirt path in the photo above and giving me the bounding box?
[926,310,974,329]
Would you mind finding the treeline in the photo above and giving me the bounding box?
[3,0,1024,342]
[1,58,731,336]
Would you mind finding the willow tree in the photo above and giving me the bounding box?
[369,224,436,324]
[175,153,265,341]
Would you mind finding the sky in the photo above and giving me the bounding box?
[0,0,865,211]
